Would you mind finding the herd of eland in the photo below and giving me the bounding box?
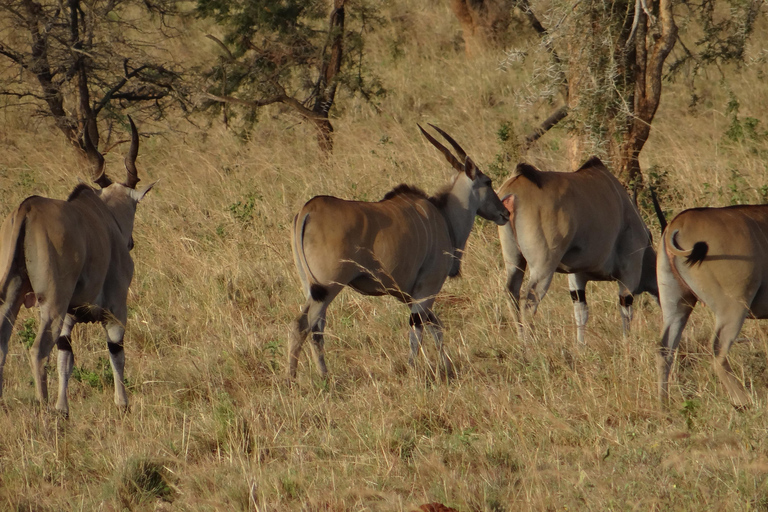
[0,119,766,415]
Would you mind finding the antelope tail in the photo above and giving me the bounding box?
[668,229,708,267]
[292,213,327,302]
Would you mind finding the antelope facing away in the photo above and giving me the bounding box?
[657,205,768,408]
[0,117,154,416]
[497,157,659,343]
[289,125,509,380]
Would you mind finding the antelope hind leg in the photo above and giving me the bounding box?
[289,292,335,381]
[29,305,66,406]
[54,314,76,415]
[568,274,589,344]
[0,276,25,399]
[105,318,129,411]
[711,311,750,408]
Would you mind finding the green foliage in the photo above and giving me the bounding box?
[485,446,522,473]
[116,457,175,507]
[497,121,512,143]
[228,193,262,224]
[486,121,519,182]
[506,0,760,167]
[389,428,417,462]
[680,399,700,431]
[701,169,768,206]
[671,0,762,75]
[72,357,115,391]
[454,426,478,447]
[263,339,282,372]
[17,170,36,191]
[16,318,36,350]
[279,471,302,500]
[213,391,253,455]
[198,0,385,131]
[723,93,768,155]
[642,165,681,230]
[0,0,184,147]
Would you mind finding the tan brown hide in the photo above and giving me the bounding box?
[289,125,509,380]
[295,192,453,302]
[657,205,768,408]
[497,157,658,343]
[0,118,153,416]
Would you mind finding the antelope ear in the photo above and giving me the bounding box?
[502,193,515,213]
[464,156,478,179]
[130,180,157,202]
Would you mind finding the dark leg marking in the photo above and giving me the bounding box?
[107,342,124,355]
[310,284,328,302]
[570,289,587,303]
[620,295,634,308]
[56,335,73,352]
[410,311,438,328]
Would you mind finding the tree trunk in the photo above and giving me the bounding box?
[614,0,676,194]
[307,0,345,153]
[313,119,334,153]
[23,0,79,150]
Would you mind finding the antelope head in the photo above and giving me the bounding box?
[84,117,156,244]
[418,123,509,226]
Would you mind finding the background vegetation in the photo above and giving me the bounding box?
[1,0,768,510]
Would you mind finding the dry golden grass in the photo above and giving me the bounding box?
[1,1,768,510]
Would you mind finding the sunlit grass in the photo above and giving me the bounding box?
[1,1,768,510]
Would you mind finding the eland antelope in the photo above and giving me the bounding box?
[657,205,768,408]
[497,157,659,343]
[288,125,509,380]
[0,117,154,416]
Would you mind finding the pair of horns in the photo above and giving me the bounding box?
[84,116,140,189]
[418,123,471,173]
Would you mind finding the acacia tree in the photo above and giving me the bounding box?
[500,0,762,192]
[0,0,185,153]
[198,0,383,152]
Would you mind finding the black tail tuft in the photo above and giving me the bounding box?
[310,284,328,302]
[685,242,709,267]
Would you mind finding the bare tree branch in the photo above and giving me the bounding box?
[524,105,568,147]
[205,34,233,61]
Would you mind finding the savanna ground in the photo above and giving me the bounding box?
[2,1,768,510]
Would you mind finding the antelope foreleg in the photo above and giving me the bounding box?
[500,225,526,338]
[568,274,588,344]
[521,270,555,340]
[0,276,25,399]
[619,293,634,338]
[105,321,128,411]
[425,311,453,378]
[407,311,425,368]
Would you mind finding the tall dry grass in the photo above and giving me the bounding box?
[1,1,768,510]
